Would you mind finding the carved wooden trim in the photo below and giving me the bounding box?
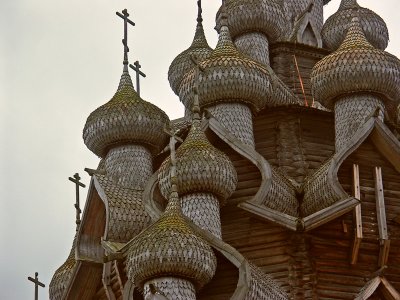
[238,202,299,231]
[303,197,359,232]
[142,170,163,221]
[355,276,400,300]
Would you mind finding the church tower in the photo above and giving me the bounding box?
[50,1,400,299]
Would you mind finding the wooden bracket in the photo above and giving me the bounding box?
[374,167,391,267]
[351,164,363,265]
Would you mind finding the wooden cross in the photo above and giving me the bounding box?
[116,9,135,63]
[197,0,203,23]
[28,272,45,300]
[129,60,146,96]
[69,173,86,228]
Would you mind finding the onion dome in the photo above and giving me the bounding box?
[216,0,289,42]
[311,17,400,112]
[83,65,170,157]
[179,13,272,113]
[126,180,217,290]
[49,237,77,300]
[322,0,389,51]
[158,102,237,202]
[168,1,212,96]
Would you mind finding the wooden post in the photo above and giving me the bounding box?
[374,166,390,267]
[351,164,363,265]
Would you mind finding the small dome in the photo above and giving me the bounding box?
[168,6,212,96]
[216,0,289,42]
[126,186,217,290]
[311,17,400,111]
[322,0,389,51]
[83,66,170,157]
[158,118,237,202]
[49,237,77,300]
[179,14,272,113]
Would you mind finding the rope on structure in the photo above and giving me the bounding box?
[293,54,308,107]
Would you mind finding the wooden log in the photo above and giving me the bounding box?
[374,166,391,267]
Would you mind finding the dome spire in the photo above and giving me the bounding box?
[210,2,240,58]
[116,9,136,91]
[338,17,374,51]
[339,0,359,10]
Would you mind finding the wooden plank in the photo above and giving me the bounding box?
[354,277,381,300]
[374,166,391,267]
[380,277,400,300]
[351,164,363,265]
[303,197,359,232]
[238,202,298,231]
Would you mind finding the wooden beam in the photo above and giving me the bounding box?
[102,262,116,300]
[303,197,359,232]
[374,166,390,267]
[351,164,363,265]
[355,277,381,300]
[381,277,400,300]
[394,215,400,225]
[238,201,299,231]
[114,261,125,297]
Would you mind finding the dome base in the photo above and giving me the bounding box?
[181,193,222,239]
[234,33,270,66]
[105,145,153,189]
[209,103,255,147]
[144,277,196,300]
[335,95,385,152]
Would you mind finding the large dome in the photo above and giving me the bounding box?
[322,0,389,51]
[83,66,170,157]
[158,117,237,203]
[126,186,217,290]
[168,6,212,96]
[312,17,400,112]
[179,15,272,113]
[216,0,289,42]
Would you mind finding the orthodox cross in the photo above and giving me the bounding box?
[129,60,146,96]
[197,0,203,23]
[116,9,135,63]
[28,272,45,300]
[69,173,86,228]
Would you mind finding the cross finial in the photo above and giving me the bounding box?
[28,272,45,300]
[129,60,146,96]
[69,173,86,230]
[190,55,205,120]
[116,9,136,65]
[197,0,203,23]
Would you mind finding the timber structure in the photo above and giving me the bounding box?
[50,0,400,299]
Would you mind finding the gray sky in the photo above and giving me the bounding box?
[1,1,399,299]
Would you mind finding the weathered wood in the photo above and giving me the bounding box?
[354,277,381,300]
[351,164,363,265]
[303,198,359,232]
[380,277,400,300]
[238,202,298,231]
[374,166,390,267]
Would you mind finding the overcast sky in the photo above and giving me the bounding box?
[1,1,400,299]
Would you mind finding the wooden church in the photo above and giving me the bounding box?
[49,0,400,299]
